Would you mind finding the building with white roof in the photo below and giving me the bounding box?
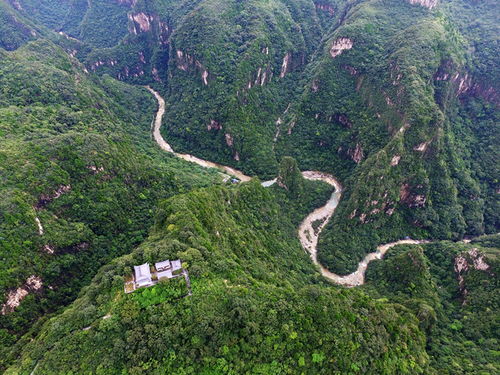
[155,259,182,280]
[155,260,172,272]
[157,269,173,280]
[171,259,182,272]
[134,263,153,287]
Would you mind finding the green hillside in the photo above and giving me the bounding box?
[0,0,498,373]
[0,38,221,367]
[364,235,500,374]
[39,0,497,274]
[6,181,430,374]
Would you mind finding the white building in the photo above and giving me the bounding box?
[155,260,172,272]
[171,259,182,272]
[134,263,153,287]
[155,259,182,281]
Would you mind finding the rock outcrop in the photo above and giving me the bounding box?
[454,248,491,301]
[280,52,291,78]
[1,276,43,315]
[348,143,364,163]
[330,38,353,58]
[315,2,335,16]
[36,185,71,209]
[407,0,438,9]
[128,12,154,34]
[399,184,426,208]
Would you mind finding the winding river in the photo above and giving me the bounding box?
[147,87,430,287]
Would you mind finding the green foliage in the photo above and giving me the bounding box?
[277,156,304,197]
[0,1,39,51]
[0,39,221,369]
[133,278,187,308]
[364,239,500,375]
[0,0,498,373]
[6,182,430,374]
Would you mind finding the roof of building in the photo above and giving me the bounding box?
[155,260,171,271]
[134,263,152,284]
[157,269,173,280]
[171,259,182,271]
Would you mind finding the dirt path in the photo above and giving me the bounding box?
[146,87,432,287]
[147,87,251,182]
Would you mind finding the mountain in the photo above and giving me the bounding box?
[0,35,221,367]
[12,0,495,274]
[0,0,498,373]
[5,180,431,374]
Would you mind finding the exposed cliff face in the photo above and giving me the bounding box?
[128,12,154,34]
[348,143,364,163]
[454,248,491,301]
[36,185,71,209]
[434,60,499,105]
[248,65,273,88]
[315,2,335,16]
[330,37,353,58]
[176,49,210,85]
[280,52,291,78]
[407,0,438,9]
[390,155,401,166]
[399,183,427,208]
[9,0,22,11]
[1,276,42,315]
[82,2,172,82]
[207,120,222,131]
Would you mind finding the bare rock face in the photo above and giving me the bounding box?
[280,52,291,78]
[311,79,319,92]
[399,184,426,208]
[152,67,161,82]
[414,141,430,152]
[249,66,272,88]
[451,72,473,96]
[36,185,71,209]
[1,276,43,315]
[89,59,117,71]
[315,2,335,16]
[10,0,22,10]
[348,143,364,163]
[445,71,499,104]
[159,22,170,45]
[128,13,153,34]
[330,38,353,58]
[336,114,352,128]
[202,70,209,85]
[390,155,401,166]
[454,248,491,301]
[225,133,234,147]
[43,244,55,254]
[176,50,190,71]
[407,0,438,9]
[176,50,209,85]
[207,120,222,131]
[342,65,358,75]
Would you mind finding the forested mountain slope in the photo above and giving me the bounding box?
[0,0,498,373]
[364,235,500,374]
[6,181,431,375]
[9,0,495,274]
[0,38,221,367]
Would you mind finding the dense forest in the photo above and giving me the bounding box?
[0,0,498,373]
